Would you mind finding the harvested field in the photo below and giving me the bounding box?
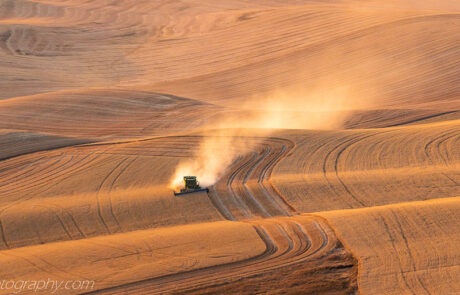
[0,0,458,294]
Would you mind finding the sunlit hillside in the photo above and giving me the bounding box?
[0,0,458,294]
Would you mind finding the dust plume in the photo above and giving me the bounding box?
[170,131,258,190]
[170,86,370,190]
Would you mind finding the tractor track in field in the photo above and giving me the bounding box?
[209,137,297,220]
[321,131,393,208]
[424,128,459,186]
[0,153,104,212]
[90,136,356,294]
[95,157,131,234]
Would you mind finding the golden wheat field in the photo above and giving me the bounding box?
[0,0,459,294]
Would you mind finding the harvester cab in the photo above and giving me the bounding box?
[174,176,209,196]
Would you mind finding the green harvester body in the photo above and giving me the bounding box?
[174,176,209,196]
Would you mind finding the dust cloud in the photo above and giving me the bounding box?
[170,86,370,190]
[170,132,255,189]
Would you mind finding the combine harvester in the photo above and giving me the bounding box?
[174,176,209,196]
